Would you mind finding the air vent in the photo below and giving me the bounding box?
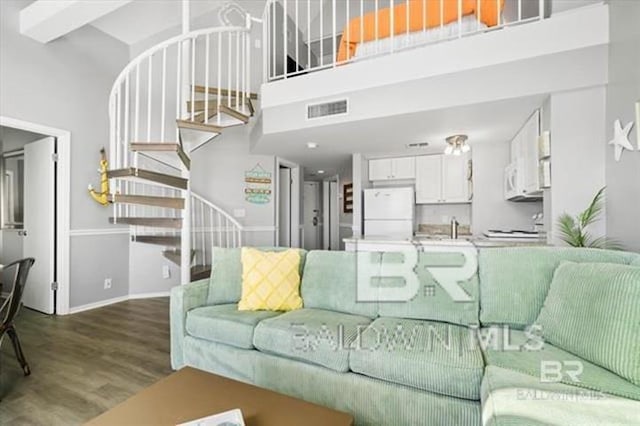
[307,99,348,119]
[406,142,430,149]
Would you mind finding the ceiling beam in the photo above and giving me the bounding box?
[20,0,133,43]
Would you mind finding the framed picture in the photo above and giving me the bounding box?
[343,183,353,213]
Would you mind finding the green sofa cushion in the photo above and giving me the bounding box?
[482,366,640,426]
[253,308,372,373]
[186,304,281,349]
[301,251,378,318]
[207,247,307,305]
[536,262,640,386]
[377,249,479,326]
[349,317,484,400]
[481,329,640,401]
[478,247,639,329]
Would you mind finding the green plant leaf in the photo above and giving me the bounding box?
[557,214,582,247]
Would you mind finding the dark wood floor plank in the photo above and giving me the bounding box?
[0,297,172,425]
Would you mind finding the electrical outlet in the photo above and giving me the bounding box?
[104,278,112,290]
[233,208,246,218]
[162,265,171,279]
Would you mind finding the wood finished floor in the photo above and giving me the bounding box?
[0,297,172,425]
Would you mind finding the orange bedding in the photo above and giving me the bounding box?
[337,0,505,62]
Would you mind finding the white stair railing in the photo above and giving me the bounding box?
[108,23,252,176]
[262,0,552,81]
[191,192,243,267]
[108,17,253,284]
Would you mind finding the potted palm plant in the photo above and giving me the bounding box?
[556,187,620,249]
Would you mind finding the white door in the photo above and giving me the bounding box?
[392,157,416,180]
[23,137,55,314]
[329,181,339,250]
[368,159,392,181]
[322,181,340,250]
[278,167,292,247]
[441,153,470,203]
[415,155,442,204]
[303,182,321,250]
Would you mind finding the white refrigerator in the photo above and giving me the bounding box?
[364,187,415,238]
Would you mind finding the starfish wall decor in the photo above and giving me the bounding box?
[608,119,634,162]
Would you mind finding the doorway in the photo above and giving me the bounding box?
[276,159,301,248]
[302,181,322,250]
[0,117,70,315]
[322,178,340,250]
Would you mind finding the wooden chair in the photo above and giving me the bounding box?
[0,258,36,376]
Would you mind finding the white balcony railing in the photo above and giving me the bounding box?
[263,0,552,81]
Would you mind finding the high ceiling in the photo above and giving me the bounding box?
[90,1,269,46]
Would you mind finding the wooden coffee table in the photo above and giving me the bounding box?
[87,367,354,426]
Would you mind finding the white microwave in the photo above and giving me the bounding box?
[504,160,541,201]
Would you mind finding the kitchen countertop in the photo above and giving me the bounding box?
[344,235,548,248]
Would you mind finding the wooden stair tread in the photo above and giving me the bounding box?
[130,143,180,152]
[132,235,181,247]
[109,217,182,229]
[107,168,188,190]
[109,194,185,209]
[176,119,224,134]
[190,265,212,281]
[192,85,258,100]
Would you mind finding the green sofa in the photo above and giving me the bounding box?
[170,247,640,425]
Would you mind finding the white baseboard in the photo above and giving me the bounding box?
[68,291,171,314]
[68,295,130,314]
[129,291,171,299]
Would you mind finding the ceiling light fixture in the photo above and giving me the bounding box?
[307,142,319,149]
[444,134,470,156]
[317,170,325,174]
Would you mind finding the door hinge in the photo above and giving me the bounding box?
[51,282,58,291]
[51,153,59,162]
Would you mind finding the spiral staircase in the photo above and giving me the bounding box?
[107,8,256,284]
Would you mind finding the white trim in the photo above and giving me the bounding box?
[244,225,276,232]
[68,295,130,314]
[69,228,130,237]
[0,116,71,315]
[129,291,171,299]
[68,291,171,314]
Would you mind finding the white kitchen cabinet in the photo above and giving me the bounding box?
[521,112,540,194]
[505,110,541,200]
[368,157,415,181]
[368,158,393,180]
[416,153,471,204]
[392,156,416,180]
[415,155,442,203]
[442,154,471,202]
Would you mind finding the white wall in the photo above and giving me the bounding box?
[0,0,131,309]
[605,0,640,252]
[471,141,542,235]
[549,86,607,245]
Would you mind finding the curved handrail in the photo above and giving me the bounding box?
[108,25,250,110]
[192,192,243,231]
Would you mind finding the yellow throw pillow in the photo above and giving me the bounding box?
[238,248,303,312]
